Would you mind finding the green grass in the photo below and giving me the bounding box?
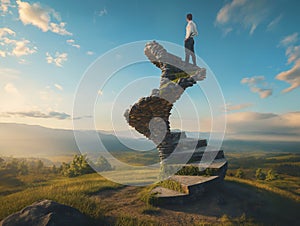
[0,173,122,221]
[158,179,185,193]
[226,176,300,202]
[115,215,160,226]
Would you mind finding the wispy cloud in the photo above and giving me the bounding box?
[0,27,37,58]
[46,52,68,67]
[0,110,92,120]
[279,33,298,47]
[0,68,20,79]
[224,103,253,112]
[267,14,283,31]
[86,51,94,56]
[54,84,63,91]
[1,111,71,120]
[275,33,300,93]
[226,111,300,141]
[97,8,107,16]
[241,76,273,98]
[276,46,300,93]
[216,0,269,35]
[16,0,72,36]
[66,39,80,49]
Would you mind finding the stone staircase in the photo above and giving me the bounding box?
[151,147,228,205]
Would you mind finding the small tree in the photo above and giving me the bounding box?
[235,169,245,178]
[17,160,29,175]
[266,169,278,181]
[255,168,266,180]
[61,154,94,177]
[36,160,44,171]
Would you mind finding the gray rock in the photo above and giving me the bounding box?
[0,200,92,226]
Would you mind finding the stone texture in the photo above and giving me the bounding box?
[0,200,92,226]
[124,41,207,161]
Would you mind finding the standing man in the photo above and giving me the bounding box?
[184,13,198,66]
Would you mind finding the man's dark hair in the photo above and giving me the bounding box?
[186,13,193,21]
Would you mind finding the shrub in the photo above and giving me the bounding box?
[266,169,278,181]
[235,169,245,178]
[255,168,266,180]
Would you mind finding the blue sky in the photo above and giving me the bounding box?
[0,0,299,141]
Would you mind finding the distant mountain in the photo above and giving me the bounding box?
[1,123,299,159]
[0,123,154,158]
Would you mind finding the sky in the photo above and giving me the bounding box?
[0,0,300,141]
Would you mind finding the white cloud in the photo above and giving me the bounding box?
[226,111,300,141]
[250,87,273,99]
[241,76,273,98]
[97,8,107,16]
[4,83,19,95]
[16,0,72,36]
[279,33,298,47]
[276,58,300,93]
[224,103,253,112]
[12,39,36,57]
[54,84,63,91]
[216,0,269,35]
[0,27,36,58]
[66,39,80,49]
[0,0,11,14]
[86,51,94,56]
[0,27,15,37]
[1,110,71,120]
[46,52,68,67]
[275,35,300,93]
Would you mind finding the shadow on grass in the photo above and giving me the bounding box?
[159,180,300,225]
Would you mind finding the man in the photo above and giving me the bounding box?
[184,13,198,66]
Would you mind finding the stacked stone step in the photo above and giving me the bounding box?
[124,96,172,141]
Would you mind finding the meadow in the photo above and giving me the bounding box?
[0,151,299,225]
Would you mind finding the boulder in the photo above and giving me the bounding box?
[0,200,92,226]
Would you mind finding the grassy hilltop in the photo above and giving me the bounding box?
[0,151,299,225]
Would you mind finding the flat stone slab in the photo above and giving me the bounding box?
[189,158,228,169]
[151,186,187,198]
[170,175,219,187]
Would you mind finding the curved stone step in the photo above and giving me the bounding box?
[169,175,221,196]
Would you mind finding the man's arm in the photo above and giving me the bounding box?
[185,23,191,41]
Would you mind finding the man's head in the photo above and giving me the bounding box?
[186,13,192,21]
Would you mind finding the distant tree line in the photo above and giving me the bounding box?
[60,155,113,177]
[0,154,113,178]
[0,157,46,176]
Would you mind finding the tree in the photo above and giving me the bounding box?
[235,169,245,178]
[266,169,278,181]
[255,168,266,180]
[17,160,29,175]
[36,160,44,171]
[51,165,58,174]
[60,154,94,177]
